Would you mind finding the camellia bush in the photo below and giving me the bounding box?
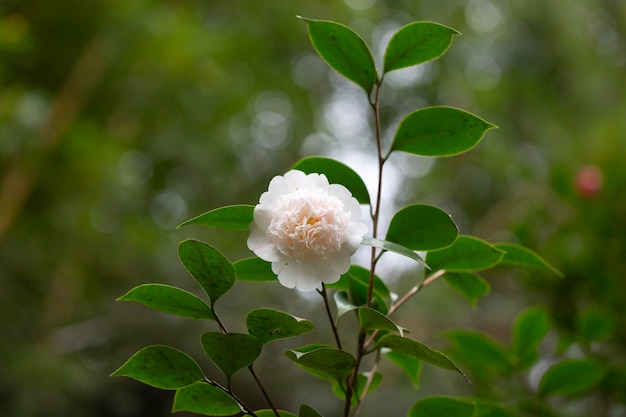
[111,17,563,417]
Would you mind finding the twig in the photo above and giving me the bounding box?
[318,284,343,349]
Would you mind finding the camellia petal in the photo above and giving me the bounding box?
[247,170,368,291]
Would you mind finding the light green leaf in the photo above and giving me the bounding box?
[358,306,404,335]
[299,17,377,93]
[362,236,428,269]
[444,330,516,376]
[172,382,241,416]
[494,242,562,277]
[111,345,204,390]
[117,283,215,320]
[427,235,504,272]
[384,21,459,73]
[386,204,458,251]
[178,239,235,305]
[299,404,324,417]
[377,334,468,381]
[512,306,550,368]
[332,372,382,404]
[201,333,262,382]
[292,156,370,204]
[327,265,390,314]
[333,291,359,319]
[178,205,254,231]
[234,257,277,282]
[386,350,422,389]
[285,346,356,383]
[390,106,496,157]
[409,396,475,417]
[246,308,314,345]
[539,359,606,397]
[443,272,491,307]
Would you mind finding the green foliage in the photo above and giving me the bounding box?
[358,306,404,335]
[172,382,242,416]
[408,396,475,417]
[443,273,491,307]
[427,236,505,272]
[246,308,314,344]
[178,205,255,231]
[494,243,563,277]
[443,330,516,377]
[234,257,277,282]
[327,265,390,314]
[385,205,458,251]
[385,350,422,389]
[512,306,550,368]
[285,346,356,384]
[538,359,607,397]
[361,236,428,268]
[201,333,262,382]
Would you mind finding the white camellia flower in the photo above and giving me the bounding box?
[247,170,368,291]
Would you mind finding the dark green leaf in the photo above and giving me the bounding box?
[333,291,359,319]
[172,382,241,416]
[362,236,428,268]
[117,283,214,320]
[299,17,377,93]
[246,308,314,345]
[577,308,614,342]
[292,156,370,204]
[494,242,563,277]
[467,398,522,417]
[253,411,298,417]
[299,404,324,417]
[409,396,475,417]
[178,205,254,231]
[384,21,459,73]
[386,204,458,251]
[285,346,356,383]
[331,372,382,404]
[390,106,496,157]
[512,306,550,368]
[377,334,468,381]
[539,359,606,397]
[443,272,491,307]
[327,265,390,314]
[234,257,277,282]
[201,333,262,381]
[358,306,404,335]
[427,235,504,272]
[444,330,516,375]
[178,239,235,305]
[386,350,422,389]
[111,345,204,390]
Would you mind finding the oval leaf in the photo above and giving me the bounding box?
[385,350,422,389]
[254,411,298,417]
[111,345,204,389]
[299,17,377,93]
[443,330,516,375]
[178,239,235,305]
[539,359,606,397]
[376,334,468,381]
[247,308,314,345]
[384,21,459,73]
[292,156,370,204]
[178,205,254,231]
[427,235,505,272]
[386,204,458,251]
[358,306,404,336]
[513,306,550,368]
[201,333,262,381]
[333,291,359,319]
[327,265,390,314]
[494,242,563,277]
[285,346,356,383]
[362,236,429,269]
[117,283,215,320]
[390,106,496,157]
[409,396,475,417]
[299,405,324,417]
[443,272,491,307]
[234,257,277,282]
[173,382,241,416]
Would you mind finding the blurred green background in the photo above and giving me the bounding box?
[1,0,625,416]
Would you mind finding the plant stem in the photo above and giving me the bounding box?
[247,365,280,417]
[319,283,343,349]
[208,378,258,417]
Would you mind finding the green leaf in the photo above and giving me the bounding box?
[358,307,404,335]
[385,350,422,389]
[253,411,298,417]
[494,242,562,277]
[467,398,522,417]
[443,272,491,307]
[178,239,235,305]
[427,235,505,272]
[377,334,468,381]
[538,359,606,397]
[285,346,356,383]
[362,236,428,269]
[327,265,390,314]
[384,21,459,73]
[292,156,370,204]
[409,396,475,417]
[390,106,496,157]
[299,17,377,93]
[246,308,314,345]
[386,204,458,251]
[332,372,382,404]
[444,330,516,376]
[512,306,550,368]
[178,205,254,231]
[577,307,614,342]
[299,405,324,417]
[333,291,359,319]
[111,345,204,389]
[117,283,215,320]
[201,333,262,382]
[172,382,241,416]
[234,257,277,282]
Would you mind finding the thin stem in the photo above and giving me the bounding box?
[343,332,366,417]
[354,351,381,416]
[247,365,280,417]
[318,283,343,349]
[207,378,258,417]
